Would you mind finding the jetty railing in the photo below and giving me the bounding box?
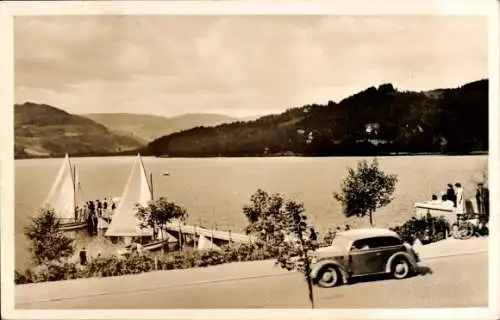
[164,221,257,244]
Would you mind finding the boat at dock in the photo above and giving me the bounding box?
[107,153,256,255]
[106,153,172,251]
[43,153,87,232]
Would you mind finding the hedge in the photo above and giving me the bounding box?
[15,242,272,284]
[390,215,449,244]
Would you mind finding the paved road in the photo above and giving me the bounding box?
[17,252,487,309]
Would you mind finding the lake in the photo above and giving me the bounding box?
[15,155,488,269]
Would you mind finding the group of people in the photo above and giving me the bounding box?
[429,182,489,218]
[73,198,118,234]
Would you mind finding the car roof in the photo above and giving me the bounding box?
[338,228,400,241]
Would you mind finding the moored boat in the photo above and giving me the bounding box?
[106,154,166,251]
[43,153,88,232]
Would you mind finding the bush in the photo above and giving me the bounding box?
[391,215,449,244]
[15,240,280,284]
[24,207,75,265]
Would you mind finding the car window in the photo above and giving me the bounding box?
[350,236,402,251]
[330,235,352,251]
[367,236,402,248]
[350,239,372,251]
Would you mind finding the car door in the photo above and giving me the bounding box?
[348,238,384,276]
[374,236,405,265]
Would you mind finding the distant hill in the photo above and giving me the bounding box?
[15,102,143,159]
[144,79,488,157]
[82,113,238,143]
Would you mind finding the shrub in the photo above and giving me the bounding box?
[391,215,449,244]
[15,237,280,284]
[24,207,75,265]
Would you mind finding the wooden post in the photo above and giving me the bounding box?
[154,256,158,270]
[194,225,197,249]
[211,226,214,250]
[178,221,182,251]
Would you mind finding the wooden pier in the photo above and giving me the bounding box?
[164,222,257,247]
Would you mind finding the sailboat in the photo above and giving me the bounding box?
[43,153,87,232]
[106,153,175,251]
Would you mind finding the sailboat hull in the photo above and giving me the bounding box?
[143,239,170,251]
[59,221,88,232]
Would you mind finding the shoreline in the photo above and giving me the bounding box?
[14,151,489,160]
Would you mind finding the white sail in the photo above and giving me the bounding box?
[44,154,76,222]
[197,235,221,252]
[105,154,153,237]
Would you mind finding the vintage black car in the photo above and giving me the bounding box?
[310,228,420,288]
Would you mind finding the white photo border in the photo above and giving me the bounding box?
[1,1,498,319]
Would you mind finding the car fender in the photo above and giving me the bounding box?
[385,252,418,273]
[310,259,348,283]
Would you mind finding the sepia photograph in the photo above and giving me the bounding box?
[1,1,499,319]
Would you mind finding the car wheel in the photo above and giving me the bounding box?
[392,258,410,279]
[317,266,340,288]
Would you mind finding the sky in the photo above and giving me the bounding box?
[14,15,488,119]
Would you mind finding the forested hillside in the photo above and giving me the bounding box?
[144,79,488,157]
[15,102,143,159]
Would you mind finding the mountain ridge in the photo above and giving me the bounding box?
[82,112,238,143]
[14,102,143,159]
[143,79,488,157]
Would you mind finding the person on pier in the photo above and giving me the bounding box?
[454,182,465,217]
[446,183,457,207]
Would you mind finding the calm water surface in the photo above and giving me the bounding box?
[15,155,487,269]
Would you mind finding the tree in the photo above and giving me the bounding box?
[242,189,286,249]
[333,158,398,227]
[135,197,188,240]
[243,189,318,308]
[24,207,75,265]
[275,200,318,308]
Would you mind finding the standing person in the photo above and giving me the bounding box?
[88,200,95,217]
[441,194,454,208]
[475,183,485,215]
[79,247,87,265]
[477,183,490,219]
[309,227,318,243]
[96,200,102,217]
[446,183,457,207]
[455,183,465,215]
[483,185,490,220]
[92,212,98,234]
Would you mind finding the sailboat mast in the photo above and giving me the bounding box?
[150,172,154,201]
[73,164,77,215]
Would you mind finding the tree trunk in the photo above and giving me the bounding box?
[297,227,315,308]
[369,210,374,227]
[304,253,315,309]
